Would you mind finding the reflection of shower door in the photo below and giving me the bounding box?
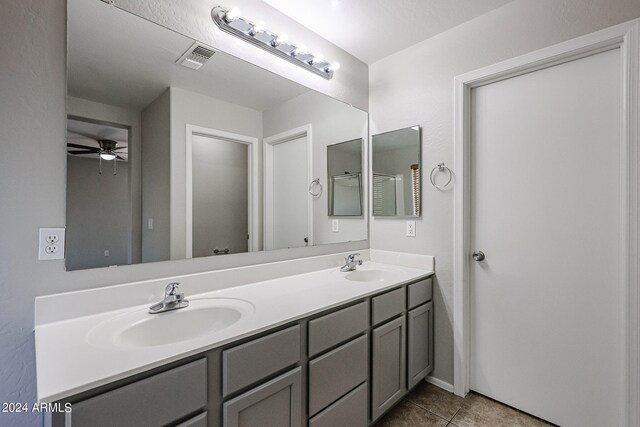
[372,173,397,216]
[264,125,312,250]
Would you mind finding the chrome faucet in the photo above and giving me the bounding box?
[340,253,363,272]
[149,283,189,314]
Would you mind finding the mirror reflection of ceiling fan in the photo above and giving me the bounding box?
[66,132,128,175]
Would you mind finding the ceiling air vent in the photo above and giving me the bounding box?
[177,43,215,70]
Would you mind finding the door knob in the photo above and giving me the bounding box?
[472,251,485,261]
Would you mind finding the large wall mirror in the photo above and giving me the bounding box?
[65,0,368,271]
[371,126,421,217]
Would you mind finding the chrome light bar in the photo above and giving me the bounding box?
[211,6,339,80]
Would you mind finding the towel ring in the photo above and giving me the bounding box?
[429,163,453,190]
[309,178,323,197]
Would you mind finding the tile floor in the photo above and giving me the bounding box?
[375,382,556,427]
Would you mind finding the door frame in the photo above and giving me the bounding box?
[185,124,259,257]
[452,19,640,426]
[263,124,313,250]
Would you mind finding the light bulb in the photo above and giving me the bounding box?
[100,152,116,161]
[226,8,241,21]
[295,44,308,54]
[276,34,290,45]
[312,54,325,64]
[328,62,341,71]
[252,21,266,33]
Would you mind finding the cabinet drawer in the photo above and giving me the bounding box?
[177,412,207,427]
[223,367,302,427]
[308,334,368,416]
[408,277,433,309]
[372,287,405,325]
[223,325,300,397]
[68,359,207,427]
[308,301,368,357]
[309,382,367,427]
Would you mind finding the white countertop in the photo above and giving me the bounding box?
[35,258,433,403]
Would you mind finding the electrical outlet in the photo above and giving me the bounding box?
[39,228,65,260]
[147,218,154,230]
[332,219,339,233]
[104,250,110,257]
[406,221,416,237]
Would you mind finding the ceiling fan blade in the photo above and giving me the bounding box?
[68,150,98,155]
[113,147,128,152]
[116,155,126,160]
[67,142,99,151]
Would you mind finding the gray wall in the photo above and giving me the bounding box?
[66,156,131,270]
[141,89,171,263]
[368,0,640,385]
[0,1,367,426]
[67,96,142,264]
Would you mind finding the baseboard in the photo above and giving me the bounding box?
[425,376,454,393]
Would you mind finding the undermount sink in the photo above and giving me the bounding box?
[87,298,255,349]
[344,268,399,282]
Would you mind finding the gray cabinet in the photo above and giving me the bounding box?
[51,274,434,427]
[65,359,207,427]
[308,334,368,416]
[223,367,302,427]
[309,382,368,427]
[371,316,406,421]
[407,301,433,389]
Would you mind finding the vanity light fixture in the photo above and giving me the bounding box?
[211,6,338,79]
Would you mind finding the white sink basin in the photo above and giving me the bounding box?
[343,268,399,282]
[87,298,254,348]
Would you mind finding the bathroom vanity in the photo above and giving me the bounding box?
[37,258,433,427]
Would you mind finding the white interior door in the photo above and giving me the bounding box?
[470,48,622,427]
[268,134,309,250]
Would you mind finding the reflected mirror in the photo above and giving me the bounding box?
[372,126,421,217]
[327,139,363,216]
[66,0,368,270]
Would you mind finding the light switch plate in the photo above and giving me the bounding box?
[406,221,416,237]
[39,228,65,260]
[332,219,339,233]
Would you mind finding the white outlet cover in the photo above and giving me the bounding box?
[332,219,339,233]
[39,228,65,260]
[406,221,416,237]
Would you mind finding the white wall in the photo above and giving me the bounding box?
[0,1,367,425]
[369,0,640,385]
[263,91,369,245]
[170,87,263,259]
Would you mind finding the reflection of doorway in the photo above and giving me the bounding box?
[65,116,132,270]
[185,125,258,258]
[264,125,313,250]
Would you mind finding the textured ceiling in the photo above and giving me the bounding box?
[261,0,515,63]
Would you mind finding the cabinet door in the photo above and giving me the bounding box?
[223,367,302,427]
[407,301,433,389]
[371,316,406,421]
